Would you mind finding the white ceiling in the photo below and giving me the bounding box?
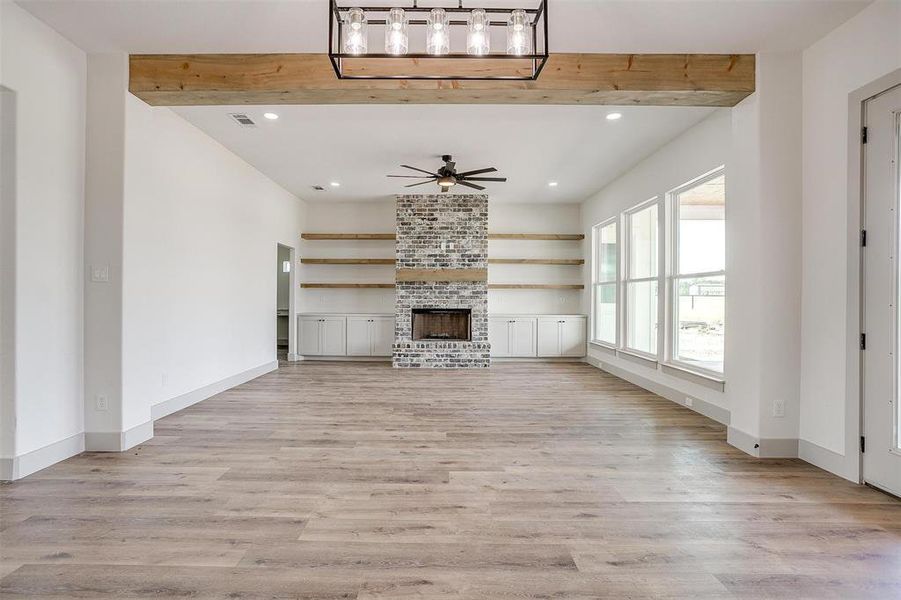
[18,0,870,54]
[15,0,871,204]
[172,104,716,203]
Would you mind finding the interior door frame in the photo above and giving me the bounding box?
[277,243,297,361]
[851,69,901,485]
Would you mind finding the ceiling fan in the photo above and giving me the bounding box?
[387,155,507,192]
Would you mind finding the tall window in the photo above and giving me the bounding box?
[669,168,725,374]
[624,200,658,355]
[592,219,617,345]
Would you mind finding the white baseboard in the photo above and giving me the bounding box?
[587,356,730,425]
[85,420,154,452]
[151,360,278,420]
[727,426,799,458]
[492,357,586,363]
[799,438,857,482]
[295,356,391,362]
[0,432,85,481]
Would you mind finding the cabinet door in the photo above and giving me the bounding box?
[537,317,560,357]
[299,318,322,356]
[370,317,394,357]
[509,318,537,357]
[320,317,347,356]
[559,318,587,357]
[489,318,511,357]
[346,317,371,356]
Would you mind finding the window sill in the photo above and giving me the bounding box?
[616,349,659,368]
[661,362,725,392]
[589,341,617,355]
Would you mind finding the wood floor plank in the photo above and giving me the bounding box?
[1,361,899,598]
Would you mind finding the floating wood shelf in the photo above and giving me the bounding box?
[301,258,395,265]
[301,233,395,240]
[488,258,584,265]
[489,284,584,290]
[300,283,395,289]
[488,234,584,241]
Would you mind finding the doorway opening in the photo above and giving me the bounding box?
[276,244,294,363]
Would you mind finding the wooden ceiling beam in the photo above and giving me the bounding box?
[129,53,754,107]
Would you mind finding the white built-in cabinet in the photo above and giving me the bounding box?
[299,314,391,358]
[299,313,585,359]
[491,315,586,358]
[298,315,347,357]
[537,317,586,357]
[489,317,538,357]
[347,316,394,357]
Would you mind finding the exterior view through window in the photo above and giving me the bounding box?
[592,220,617,344]
[670,169,725,374]
[625,201,658,355]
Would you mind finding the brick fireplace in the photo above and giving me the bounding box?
[392,194,490,368]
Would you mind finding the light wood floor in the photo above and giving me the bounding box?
[1,362,900,599]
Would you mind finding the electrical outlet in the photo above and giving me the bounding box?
[95,395,109,411]
[684,397,693,408]
[773,398,786,418]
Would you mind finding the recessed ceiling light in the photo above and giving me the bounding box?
[606,112,622,121]
[263,112,279,120]
[330,181,341,187]
[548,181,559,187]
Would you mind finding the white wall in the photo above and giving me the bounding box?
[297,200,585,317]
[121,94,306,423]
[489,203,584,315]
[0,2,85,477]
[581,110,732,415]
[299,200,397,315]
[799,0,901,480]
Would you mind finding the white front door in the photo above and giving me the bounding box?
[862,83,901,497]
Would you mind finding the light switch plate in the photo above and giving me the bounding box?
[90,264,109,283]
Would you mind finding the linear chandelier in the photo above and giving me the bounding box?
[328,0,549,80]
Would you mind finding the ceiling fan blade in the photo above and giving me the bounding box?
[456,167,496,178]
[456,180,486,191]
[388,175,433,178]
[401,164,439,176]
[461,177,507,182]
[404,179,437,188]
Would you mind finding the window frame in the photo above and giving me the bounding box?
[621,197,661,359]
[590,216,618,348]
[666,166,726,378]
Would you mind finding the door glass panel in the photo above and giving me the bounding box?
[674,275,725,373]
[626,280,657,354]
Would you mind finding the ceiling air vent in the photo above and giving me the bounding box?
[312,185,326,191]
[229,113,256,127]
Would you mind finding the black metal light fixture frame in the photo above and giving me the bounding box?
[327,0,549,80]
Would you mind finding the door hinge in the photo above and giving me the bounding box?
[860,435,866,453]
[860,333,867,350]
[861,229,867,247]
[862,126,868,144]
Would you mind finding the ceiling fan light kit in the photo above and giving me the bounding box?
[329,0,548,80]
[388,155,508,193]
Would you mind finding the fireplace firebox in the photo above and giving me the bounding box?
[411,309,471,342]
